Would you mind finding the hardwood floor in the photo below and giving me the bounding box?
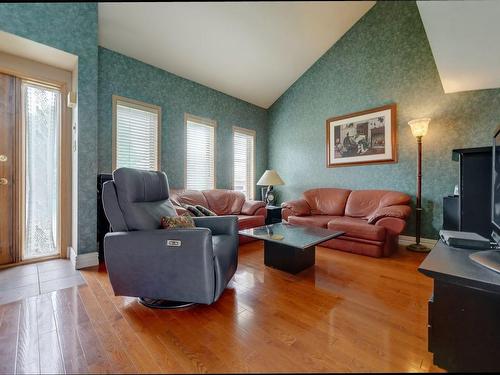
[0,242,443,373]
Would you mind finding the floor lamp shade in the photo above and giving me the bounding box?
[408,118,430,138]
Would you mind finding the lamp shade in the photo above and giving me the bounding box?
[408,118,431,138]
[257,170,285,186]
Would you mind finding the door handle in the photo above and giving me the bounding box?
[0,178,8,185]
[0,155,7,162]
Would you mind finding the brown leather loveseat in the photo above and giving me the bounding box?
[281,188,411,257]
[170,189,267,244]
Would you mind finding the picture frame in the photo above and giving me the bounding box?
[326,103,397,167]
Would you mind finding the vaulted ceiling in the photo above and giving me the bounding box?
[417,0,500,94]
[98,2,500,108]
[98,2,375,108]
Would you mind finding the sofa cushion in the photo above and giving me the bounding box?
[345,190,410,219]
[327,216,386,242]
[182,204,205,217]
[288,215,339,228]
[195,205,217,216]
[203,189,246,215]
[303,188,351,216]
[237,215,265,230]
[170,190,209,208]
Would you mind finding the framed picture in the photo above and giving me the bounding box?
[326,103,397,167]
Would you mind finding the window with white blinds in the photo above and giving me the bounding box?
[113,96,161,171]
[233,127,255,199]
[185,115,216,190]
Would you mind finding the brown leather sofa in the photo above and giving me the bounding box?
[170,189,267,244]
[281,188,411,257]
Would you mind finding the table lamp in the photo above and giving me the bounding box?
[257,170,285,206]
[407,118,431,252]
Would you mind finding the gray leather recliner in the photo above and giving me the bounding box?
[101,167,239,308]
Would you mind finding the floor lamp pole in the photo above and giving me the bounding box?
[408,135,430,252]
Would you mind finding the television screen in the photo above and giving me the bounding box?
[493,128,500,232]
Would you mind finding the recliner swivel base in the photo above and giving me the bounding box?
[138,297,195,309]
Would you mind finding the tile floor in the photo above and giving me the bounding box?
[0,259,85,305]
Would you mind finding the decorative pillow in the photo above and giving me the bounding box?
[181,204,205,217]
[160,214,195,229]
[195,205,217,216]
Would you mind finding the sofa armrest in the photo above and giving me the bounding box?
[281,199,311,219]
[253,206,267,218]
[367,205,411,224]
[375,217,407,235]
[193,215,238,236]
[241,200,266,215]
[104,228,216,303]
[174,204,191,216]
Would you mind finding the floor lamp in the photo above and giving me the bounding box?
[407,118,431,252]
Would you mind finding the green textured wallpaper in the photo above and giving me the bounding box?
[268,1,500,239]
[0,3,99,254]
[98,47,268,191]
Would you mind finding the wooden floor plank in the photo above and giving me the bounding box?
[39,329,65,374]
[0,301,21,374]
[15,297,39,374]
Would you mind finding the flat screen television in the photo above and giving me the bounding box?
[493,127,500,242]
[469,126,500,274]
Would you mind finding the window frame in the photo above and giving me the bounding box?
[232,126,256,200]
[112,95,162,171]
[184,113,217,190]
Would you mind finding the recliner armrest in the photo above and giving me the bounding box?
[193,215,238,236]
[241,200,266,215]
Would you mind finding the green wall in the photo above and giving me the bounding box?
[0,3,99,254]
[268,1,500,239]
[98,47,268,190]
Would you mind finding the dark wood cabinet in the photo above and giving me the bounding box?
[419,241,500,372]
[265,206,282,225]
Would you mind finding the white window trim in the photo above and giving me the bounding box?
[184,113,217,190]
[112,95,162,171]
[232,126,256,200]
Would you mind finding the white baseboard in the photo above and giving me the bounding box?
[398,235,437,248]
[69,247,99,269]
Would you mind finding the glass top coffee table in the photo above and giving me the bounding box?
[239,223,344,274]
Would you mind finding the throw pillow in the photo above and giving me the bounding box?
[195,205,217,216]
[181,204,205,217]
[160,214,195,229]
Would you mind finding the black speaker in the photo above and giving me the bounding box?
[443,196,459,231]
[452,147,492,238]
[97,173,113,261]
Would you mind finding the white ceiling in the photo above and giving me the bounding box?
[98,2,375,108]
[0,30,77,72]
[417,0,500,94]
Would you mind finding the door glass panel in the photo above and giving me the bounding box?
[23,82,61,259]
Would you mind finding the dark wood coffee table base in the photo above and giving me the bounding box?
[264,241,315,274]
